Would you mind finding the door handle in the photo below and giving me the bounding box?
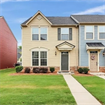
[96,62,98,66]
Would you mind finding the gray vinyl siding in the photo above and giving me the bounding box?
[79,25,105,67]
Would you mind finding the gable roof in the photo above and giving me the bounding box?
[21,11,52,26]
[21,12,77,26]
[71,15,105,23]
[56,41,75,48]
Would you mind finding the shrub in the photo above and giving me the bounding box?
[50,67,55,73]
[33,67,48,73]
[15,66,23,73]
[25,67,30,73]
[33,68,40,73]
[42,68,48,73]
[78,68,83,73]
[83,68,89,74]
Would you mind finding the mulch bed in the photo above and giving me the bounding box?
[73,71,93,76]
[10,72,58,76]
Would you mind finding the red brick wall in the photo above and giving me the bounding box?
[0,17,17,69]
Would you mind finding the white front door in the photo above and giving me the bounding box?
[90,51,98,71]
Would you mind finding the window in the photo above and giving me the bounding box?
[32,51,47,66]
[32,51,39,66]
[85,26,94,39]
[58,28,72,40]
[40,51,47,66]
[99,26,105,39]
[32,28,39,40]
[32,27,47,41]
[40,28,47,40]
[61,28,69,40]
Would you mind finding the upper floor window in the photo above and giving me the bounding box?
[32,28,39,40]
[58,28,72,40]
[32,27,47,41]
[85,26,94,40]
[40,28,47,40]
[99,26,105,39]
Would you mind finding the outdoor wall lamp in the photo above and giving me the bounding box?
[103,49,105,56]
[55,51,57,56]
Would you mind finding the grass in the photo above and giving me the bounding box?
[0,68,76,105]
[73,75,105,105]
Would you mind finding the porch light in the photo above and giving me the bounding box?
[55,51,57,55]
[103,49,105,56]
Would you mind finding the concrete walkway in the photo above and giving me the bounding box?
[63,75,101,105]
[90,72,105,79]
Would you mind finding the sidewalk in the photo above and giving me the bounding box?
[63,75,101,105]
[90,72,105,79]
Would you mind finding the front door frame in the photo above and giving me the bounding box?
[60,51,70,71]
[88,50,100,71]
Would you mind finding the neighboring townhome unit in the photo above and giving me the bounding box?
[0,16,17,69]
[71,15,105,72]
[21,11,79,72]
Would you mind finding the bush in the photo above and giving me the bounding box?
[33,68,40,73]
[25,68,30,73]
[15,66,23,73]
[50,67,55,73]
[33,67,48,73]
[78,68,83,73]
[42,68,48,73]
[83,68,89,74]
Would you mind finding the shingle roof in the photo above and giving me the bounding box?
[71,15,105,23]
[46,17,77,25]
[22,16,32,25]
[21,16,77,26]
[86,42,105,47]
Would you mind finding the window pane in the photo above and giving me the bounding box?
[41,59,47,66]
[40,34,47,40]
[32,34,39,40]
[86,33,93,39]
[32,28,39,34]
[86,26,93,32]
[99,26,105,32]
[32,59,39,66]
[99,33,105,39]
[61,34,69,40]
[41,52,47,58]
[40,28,47,34]
[61,28,69,34]
[32,52,39,58]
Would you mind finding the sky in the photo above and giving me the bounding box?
[0,0,105,46]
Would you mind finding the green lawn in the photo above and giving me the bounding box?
[73,75,105,105]
[0,68,76,105]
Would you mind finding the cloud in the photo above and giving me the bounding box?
[76,0,105,2]
[15,18,28,23]
[0,0,31,3]
[74,5,105,15]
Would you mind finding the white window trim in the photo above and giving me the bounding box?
[31,48,48,67]
[98,26,105,40]
[58,27,73,41]
[61,28,69,40]
[31,27,48,41]
[85,25,94,40]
